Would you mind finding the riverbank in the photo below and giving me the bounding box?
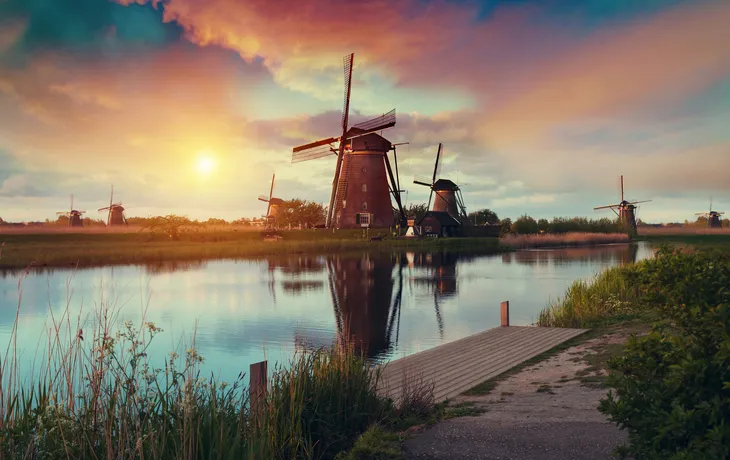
[0,229,504,269]
[0,228,649,270]
[404,244,730,459]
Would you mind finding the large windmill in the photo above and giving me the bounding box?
[695,198,725,228]
[413,143,468,222]
[291,53,406,229]
[98,185,128,226]
[57,194,85,227]
[594,175,651,234]
[258,173,284,227]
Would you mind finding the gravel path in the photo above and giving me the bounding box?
[404,330,635,460]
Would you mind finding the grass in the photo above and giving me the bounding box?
[536,265,642,328]
[0,228,504,269]
[500,232,629,249]
[639,232,730,251]
[0,282,441,460]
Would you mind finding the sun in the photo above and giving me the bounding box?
[196,155,215,176]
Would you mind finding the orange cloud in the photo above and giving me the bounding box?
[483,0,730,148]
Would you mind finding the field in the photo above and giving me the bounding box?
[0,226,503,269]
[638,226,730,250]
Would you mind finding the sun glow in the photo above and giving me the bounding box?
[196,155,215,176]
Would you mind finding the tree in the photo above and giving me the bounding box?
[499,217,512,236]
[511,214,539,234]
[276,200,326,228]
[403,203,428,222]
[537,218,549,233]
[468,208,499,225]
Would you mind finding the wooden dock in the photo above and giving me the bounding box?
[378,325,588,402]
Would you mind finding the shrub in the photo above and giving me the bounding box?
[599,247,730,459]
[511,214,539,235]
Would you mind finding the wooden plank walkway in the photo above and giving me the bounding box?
[377,326,588,402]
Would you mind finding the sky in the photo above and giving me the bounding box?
[0,0,729,223]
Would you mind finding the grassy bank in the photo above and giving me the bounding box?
[639,231,730,251]
[0,295,442,459]
[0,229,503,269]
[537,246,730,458]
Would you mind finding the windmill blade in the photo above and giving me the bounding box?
[431,143,442,184]
[56,211,70,215]
[325,53,355,228]
[292,141,339,164]
[348,109,397,138]
[718,212,726,215]
[695,212,709,216]
[98,206,111,212]
[258,195,270,202]
[269,173,276,200]
[627,200,652,205]
[413,175,433,187]
[108,185,114,226]
[77,210,86,214]
[594,204,619,210]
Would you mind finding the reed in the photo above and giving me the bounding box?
[500,232,630,249]
[0,279,431,459]
[537,266,638,328]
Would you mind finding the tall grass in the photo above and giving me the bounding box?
[501,232,629,249]
[0,280,432,459]
[537,266,639,328]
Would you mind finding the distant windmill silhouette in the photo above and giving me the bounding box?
[98,185,128,226]
[56,195,85,227]
[594,175,651,235]
[695,197,724,228]
[258,174,283,228]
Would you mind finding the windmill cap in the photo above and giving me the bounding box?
[433,179,458,190]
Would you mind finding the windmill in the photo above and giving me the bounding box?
[594,175,651,234]
[258,173,284,228]
[413,143,468,222]
[291,53,406,229]
[56,194,85,227]
[695,197,725,228]
[98,185,128,226]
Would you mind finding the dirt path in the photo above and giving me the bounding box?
[404,326,643,460]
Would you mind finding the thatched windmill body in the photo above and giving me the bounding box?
[695,198,724,228]
[594,175,650,234]
[291,53,406,229]
[57,194,85,227]
[98,185,128,226]
[258,174,284,226]
[414,143,467,221]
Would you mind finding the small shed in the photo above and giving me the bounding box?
[417,211,461,237]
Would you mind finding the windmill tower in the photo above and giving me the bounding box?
[413,143,468,222]
[291,53,406,229]
[594,175,651,234]
[258,173,284,228]
[98,185,128,226]
[695,198,725,228]
[56,194,85,227]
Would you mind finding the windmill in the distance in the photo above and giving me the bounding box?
[57,194,85,227]
[258,173,284,228]
[98,185,128,226]
[291,53,406,229]
[413,143,468,222]
[594,175,651,234]
[695,197,724,229]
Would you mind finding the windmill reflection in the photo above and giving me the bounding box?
[328,254,404,360]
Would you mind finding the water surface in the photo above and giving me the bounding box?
[0,243,651,383]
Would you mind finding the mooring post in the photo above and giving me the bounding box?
[250,360,268,417]
[500,301,510,327]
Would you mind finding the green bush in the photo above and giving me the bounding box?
[599,247,730,459]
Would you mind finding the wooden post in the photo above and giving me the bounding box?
[250,360,268,417]
[500,301,510,327]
